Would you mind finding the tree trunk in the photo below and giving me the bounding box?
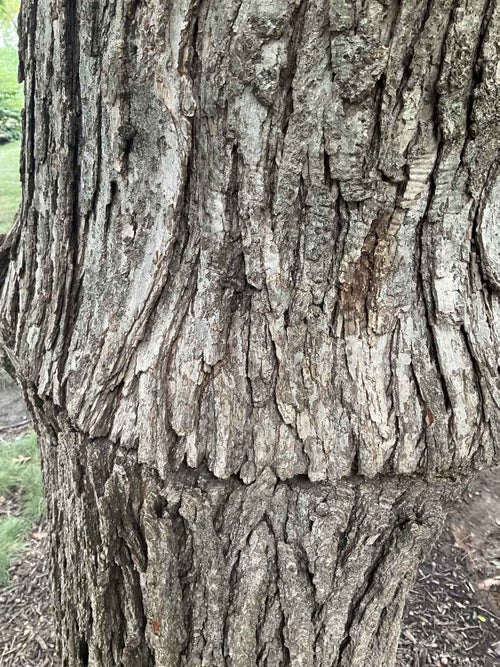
[1,0,499,665]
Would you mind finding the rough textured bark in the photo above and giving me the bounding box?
[1,0,499,665]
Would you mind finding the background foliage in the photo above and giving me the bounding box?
[0,0,22,143]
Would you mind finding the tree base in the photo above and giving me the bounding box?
[39,424,462,667]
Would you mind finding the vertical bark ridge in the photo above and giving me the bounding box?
[3,0,498,482]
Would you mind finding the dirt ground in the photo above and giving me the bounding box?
[397,470,500,666]
[0,376,30,439]
[0,383,499,666]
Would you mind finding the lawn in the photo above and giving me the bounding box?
[0,433,44,584]
[0,139,21,234]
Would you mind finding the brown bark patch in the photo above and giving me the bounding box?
[340,209,393,328]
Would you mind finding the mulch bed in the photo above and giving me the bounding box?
[396,530,500,666]
[0,525,55,667]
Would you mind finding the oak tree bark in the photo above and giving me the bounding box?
[1,0,499,665]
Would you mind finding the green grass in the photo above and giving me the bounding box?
[0,433,44,584]
[0,37,23,233]
[0,139,21,233]
[0,44,23,142]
